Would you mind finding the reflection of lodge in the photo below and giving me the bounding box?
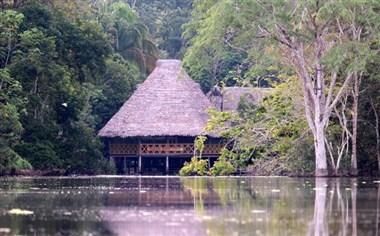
[99,60,223,174]
[103,178,229,208]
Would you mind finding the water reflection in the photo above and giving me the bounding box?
[180,177,380,236]
[308,178,328,236]
[0,177,379,235]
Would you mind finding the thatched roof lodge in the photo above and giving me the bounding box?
[99,60,223,175]
[99,59,271,175]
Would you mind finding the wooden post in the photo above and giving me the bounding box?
[109,156,114,167]
[166,156,169,175]
[124,157,127,175]
[138,155,142,174]
[208,157,211,168]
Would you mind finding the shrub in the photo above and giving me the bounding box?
[210,160,236,176]
[0,148,32,175]
[15,142,62,170]
[179,157,208,176]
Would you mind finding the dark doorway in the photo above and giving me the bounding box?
[114,157,138,175]
[142,157,166,175]
[125,158,138,175]
[169,157,191,174]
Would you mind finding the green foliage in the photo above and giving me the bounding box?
[210,159,236,176]
[0,68,29,174]
[182,0,277,91]
[0,10,24,67]
[180,136,209,176]
[1,0,379,176]
[126,0,192,58]
[97,1,159,74]
[93,55,141,128]
[206,77,312,175]
[185,0,380,176]
[0,1,147,175]
[0,148,32,175]
[179,157,209,176]
[194,135,207,157]
[15,142,61,170]
[206,108,240,137]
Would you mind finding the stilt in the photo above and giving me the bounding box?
[109,156,114,167]
[124,157,127,174]
[166,156,169,175]
[138,155,142,174]
[208,157,211,168]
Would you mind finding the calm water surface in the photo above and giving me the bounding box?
[0,176,379,236]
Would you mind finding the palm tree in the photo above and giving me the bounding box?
[97,1,158,74]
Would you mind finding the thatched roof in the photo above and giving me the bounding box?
[208,86,271,111]
[98,60,214,138]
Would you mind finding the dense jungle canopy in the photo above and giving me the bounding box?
[0,0,379,176]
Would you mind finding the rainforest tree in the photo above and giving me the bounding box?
[185,0,380,176]
[126,0,193,58]
[0,1,153,174]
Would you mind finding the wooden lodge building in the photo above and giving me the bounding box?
[99,59,268,175]
[98,60,224,174]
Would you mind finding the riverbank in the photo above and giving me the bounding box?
[3,168,379,177]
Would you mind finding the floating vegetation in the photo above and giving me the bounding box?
[313,187,324,191]
[8,209,34,215]
[251,210,266,214]
[201,215,213,221]
[0,228,10,233]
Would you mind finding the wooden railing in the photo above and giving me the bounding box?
[140,143,193,155]
[109,143,224,156]
[109,144,138,155]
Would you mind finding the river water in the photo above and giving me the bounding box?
[0,176,378,235]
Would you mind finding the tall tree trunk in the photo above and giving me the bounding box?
[259,14,355,177]
[295,49,330,177]
[4,34,12,68]
[370,98,380,172]
[351,73,359,176]
[315,124,328,176]
[131,0,137,9]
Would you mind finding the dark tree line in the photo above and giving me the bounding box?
[0,0,158,174]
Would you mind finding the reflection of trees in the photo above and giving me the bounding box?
[180,177,315,235]
[351,179,357,236]
[308,178,360,236]
[308,178,328,236]
[377,184,380,236]
[180,177,380,236]
[0,178,114,235]
[181,177,208,214]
